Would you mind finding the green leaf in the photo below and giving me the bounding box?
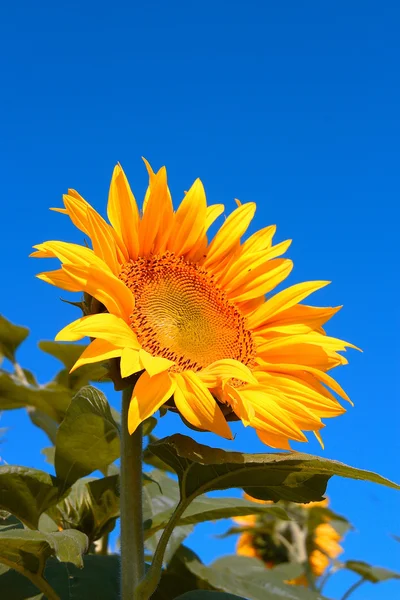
[41,447,55,465]
[144,433,176,473]
[170,547,328,600]
[54,386,120,490]
[146,525,194,566]
[143,416,157,437]
[143,471,180,524]
[0,513,24,533]
[155,547,213,600]
[38,341,89,371]
[149,434,400,503]
[38,341,108,389]
[27,408,58,445]
[0,553,115,600]
[175,593,247,600]
[143,468,288,566]
[0,529,88,599]
[212,556,303,583]
[143,471,193,564]
[0,371,72,421]
[47,475,119,544]
[146,495,288,538]
[0,467,60,529]
[344,560,400,583]
[0,316,29,362]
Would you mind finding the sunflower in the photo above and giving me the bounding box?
[31,160,355,448]
[235,497,343,582]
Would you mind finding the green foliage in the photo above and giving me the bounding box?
[163,546,328,600]
[150,495,288,534]
[0,315,29,363]
[27,408,58,445]
[38,341,109,390]
[0,370,72,421]
[0,529,88,599]
[149,434,400,502]
[143,470,193,564]
[38,341,91,373]
[0,555,120,599]
[0,467,60,529]
[46,476,120,545]
[344,560,400,583]
[54,386,120,491]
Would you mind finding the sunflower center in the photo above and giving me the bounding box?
[119,252,255,371]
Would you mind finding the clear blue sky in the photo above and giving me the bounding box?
[1,1,399,598]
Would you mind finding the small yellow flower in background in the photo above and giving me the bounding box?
[235,496,344,583]
[311,522,343,577]
[31,160,356,449]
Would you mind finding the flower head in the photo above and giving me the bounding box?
[235,496,344,581]
[32,160,355,448]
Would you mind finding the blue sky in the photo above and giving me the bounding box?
[1,1,399,598]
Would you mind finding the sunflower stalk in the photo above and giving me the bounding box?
[120,386,145,599]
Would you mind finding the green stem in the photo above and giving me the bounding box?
[120,386,144,599]
[0,559,61,600]
[318,565,339,593]
[136,499,189,599]
[30,574,62,600]
[340,577,366,600]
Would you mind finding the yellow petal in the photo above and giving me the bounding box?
[139,165,171,256]
[261,363,352,404]
[256,305,341,336]
[255,371,345,417]
[219,241,291,291]
[31,241,112,273]
[174,372,233,439]
[237,533,258,557]
[234,387,307,440]
[70,339,122,373]
[231,259,293,303]
[63,193,127,267]
[141,157,156,213]
[205,204,225,231]
[257,345,345,371]
[139,349,174,377]
[128,371,175,434]
[247,281,331,329]
[314,430,325,449]
[241,225,276,253]
[169,178,207,255]
[120,347,142,378]
[50,207,68,214]
[257,332,357,354]
[197,359,257,387]
[36,269,83,292]
[86,210,121,275]
[146,164,175,253]
[184,203,225,263]
[55,313,140,349]
[61,264,134,321]
[107,164,140,260]
[256,429,292,450]
[204,203,256,268]
[223,383,255,426]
